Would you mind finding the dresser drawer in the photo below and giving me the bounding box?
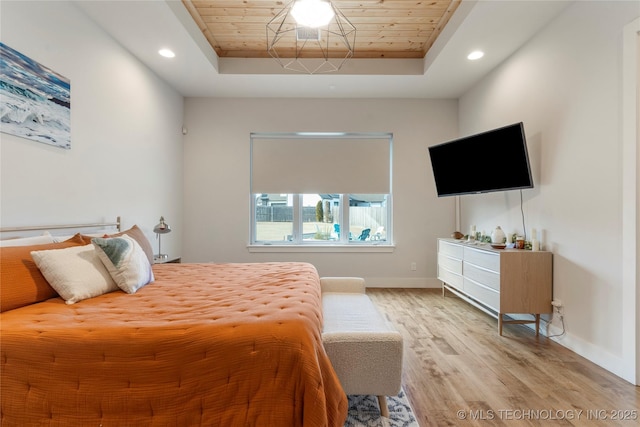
[439,240,463,259]
[464,262,500,291]
[438,253,462,275]
[464,247,500,272]
[438,267,463,290]
[464,278,500,311]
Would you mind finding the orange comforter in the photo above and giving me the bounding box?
[1,262,347,426]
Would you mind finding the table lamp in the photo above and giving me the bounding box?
[153,216,171,261]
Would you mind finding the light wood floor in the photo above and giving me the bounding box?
[366,288,640,427]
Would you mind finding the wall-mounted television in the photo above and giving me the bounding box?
[428,122,534,197]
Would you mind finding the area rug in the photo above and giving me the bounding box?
[345,389,419,427]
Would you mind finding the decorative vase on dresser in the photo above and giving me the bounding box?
[491,226,506,244]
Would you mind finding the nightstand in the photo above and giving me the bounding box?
[154,256,181,264]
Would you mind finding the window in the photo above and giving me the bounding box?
[348,194,389,242]
[254,194,293,242]
[250,133,392,247]
[252,193,390,245]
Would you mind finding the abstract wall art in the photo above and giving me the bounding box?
[0,42,71,149]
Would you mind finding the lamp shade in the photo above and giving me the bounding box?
[153,216,171,234]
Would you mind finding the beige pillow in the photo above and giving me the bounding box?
[31,245,119,304]
[92,235,154,294]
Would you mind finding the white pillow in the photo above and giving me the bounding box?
[92,235,154,294]
[0,231,54,247]
[31,245,118,304]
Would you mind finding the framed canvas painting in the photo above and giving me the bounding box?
[0,42,71,149]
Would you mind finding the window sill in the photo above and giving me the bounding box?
[247,244,395,253]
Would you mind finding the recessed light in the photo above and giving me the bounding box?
[158,48,175,58]
[467,50,484,60]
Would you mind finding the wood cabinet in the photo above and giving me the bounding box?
[437,238,553,336]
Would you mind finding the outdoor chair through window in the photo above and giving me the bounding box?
[357,228,371,241]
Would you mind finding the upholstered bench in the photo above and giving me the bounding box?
[320,277,404,418]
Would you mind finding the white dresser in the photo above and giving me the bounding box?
[437,238,553,335]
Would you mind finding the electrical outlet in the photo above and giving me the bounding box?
[410,262,417,271]
[551,300,563,315]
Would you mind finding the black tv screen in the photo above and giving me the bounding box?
[428,122,533,197]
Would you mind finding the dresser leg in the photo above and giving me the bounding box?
[498,313,503,336]
[535,314,540,337]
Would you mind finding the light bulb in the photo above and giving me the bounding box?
[291,0,335,28]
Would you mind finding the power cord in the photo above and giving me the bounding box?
[520,189,527,240]
[540,310,566,338]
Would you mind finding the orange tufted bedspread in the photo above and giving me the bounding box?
[0,262,347,426]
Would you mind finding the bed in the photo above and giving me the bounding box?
[0,220,347,426]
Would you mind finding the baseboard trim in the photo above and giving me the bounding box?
[546,325,635,385]
[486,315,635,385]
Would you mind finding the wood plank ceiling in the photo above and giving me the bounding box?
[182,0,461,59]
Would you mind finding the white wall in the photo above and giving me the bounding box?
[0,1,184,257]
[458,1,640,383]
[182,98,457,285]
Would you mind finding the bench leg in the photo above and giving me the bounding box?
[377,395,389,418]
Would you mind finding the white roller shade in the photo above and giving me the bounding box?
[251,133,391,194]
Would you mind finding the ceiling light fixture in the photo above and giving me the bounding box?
[467,50,484,60]
[158,48,175,58]
[267,0,356,74]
